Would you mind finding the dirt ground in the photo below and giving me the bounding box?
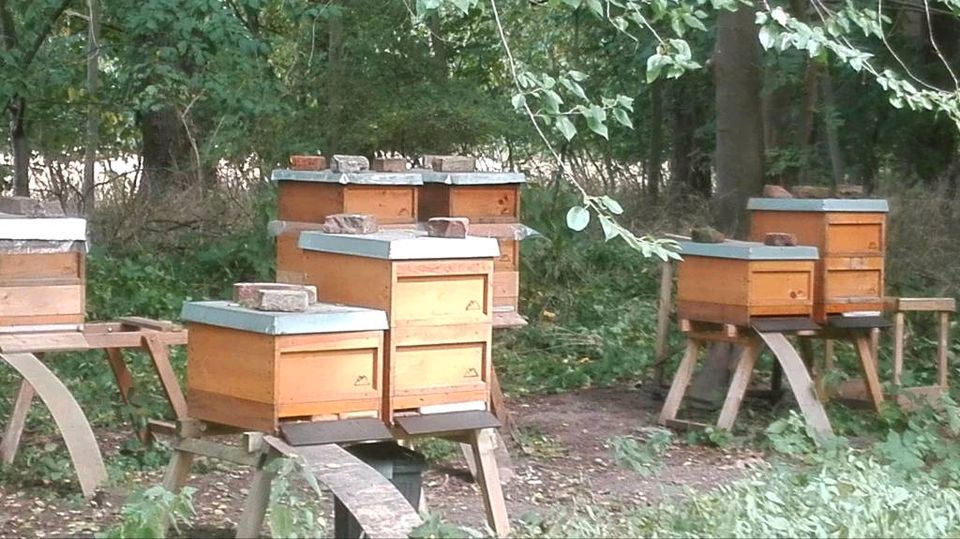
[0,386,766,537]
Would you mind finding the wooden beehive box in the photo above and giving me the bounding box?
[296,229,499,420]
[273,169,423,225]
[418,171,525,224]
[182,300,388,433]
[676,240,819,326]
[0,215,87,331]
[748,198,889,321]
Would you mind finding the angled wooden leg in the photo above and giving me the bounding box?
[142,335,188,420]
[103,348,151,442]
[470,428,509,538]
[0,380,35,464]
[939,311,950,388]
[853,334,884,412]
[893,312,906,386]
[658,339,701,425]
[236,456,277,539]
[717,341,760,430]
[162,448,195,493]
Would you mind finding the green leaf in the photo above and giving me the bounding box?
[759,26,776,49]
[543,89,563,114]
[612,108,633,129]
[599,216,619,241]
[511,93,526,109]
[556,115,577,140]
[451,0,476,13]
[600,195,624,214]
[568,70,588,81]
[562,0,583,7]
[566,205,590,231]
[561,78,588,100]
[585,0,603,16]
[646,54,669,83]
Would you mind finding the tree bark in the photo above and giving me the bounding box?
[795,61,820,185]
[139,107,193,198]
[669,79,710,198]
[713,4,764,237]
[821,68,845,187]
[82,0,100,215]
[647,80,663,199]
[326,5,344,156]
[11,97,29,196]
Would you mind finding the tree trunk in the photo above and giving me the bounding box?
[82,0,100,215]
[139,107,192,198]
[795,61,820,185]
[326,6,344,156]
[713,4,764,237]
[648,80,663,199]
[821,68,845,187]
[11,97,29,196]
[669,79,711,198]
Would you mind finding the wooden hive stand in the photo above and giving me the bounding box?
[0,318,188,498]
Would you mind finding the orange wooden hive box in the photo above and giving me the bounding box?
[748,198,889,321]
[0,215,86,331]
[181,300,389,433]
[418,171,527,327]
[676,239,819,326]
[296,229,499,422]
[272,169,424,283]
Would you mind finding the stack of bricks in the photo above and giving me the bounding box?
[417,155,529,328]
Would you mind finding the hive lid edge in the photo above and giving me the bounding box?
[270,169,423,185]
[746,198,889,213]
[180,300,389,335]
[677,240,819,260]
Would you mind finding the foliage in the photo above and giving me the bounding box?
[98,485,196,539]
[264,456,326,539]
[608,428,672,475]
[409,513,487,539]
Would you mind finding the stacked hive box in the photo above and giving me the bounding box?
[748,198,888,322]
[676,240,819,326]
[271,168,424,284]
[418,171,527,327]
[0,213,87,331]
[297,229,499,423]
[181,300,389,432]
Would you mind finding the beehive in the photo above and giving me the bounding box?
[418,172,527,326]
[0,215,86,331]
[748,198,888,321]
[418,171,525,224]
[182,300,388,432]
[297,229,499,420]
[676,240,819,326]
[273,169,423,224]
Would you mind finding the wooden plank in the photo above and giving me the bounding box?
[853,334,885,412]
[162,449,195,493]
[663,418,710,431]
[343,185,418,224]
[897,297,957,312]
[396,411,500,435]
[277,181,344,223]
[448,185,520,223]
[658,340,700,424]
[716,341,760,429]
[754,332,833,440]
[173,437,259,466]
[0,331,89,353]
[187,388,277,434]
[940,311,951,387]
[264,436,423,539]
[0,284,83,317]
[0,252,80,280]
[186,324,275,404]
[0,380,35,464]
[84,328,187,348]
[143,334,189,420]
[279,418,391,446]
[0,352,107,498]
[119,317,179,332]
[469,428,511,537]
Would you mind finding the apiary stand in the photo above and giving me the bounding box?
[0,318,188,498]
